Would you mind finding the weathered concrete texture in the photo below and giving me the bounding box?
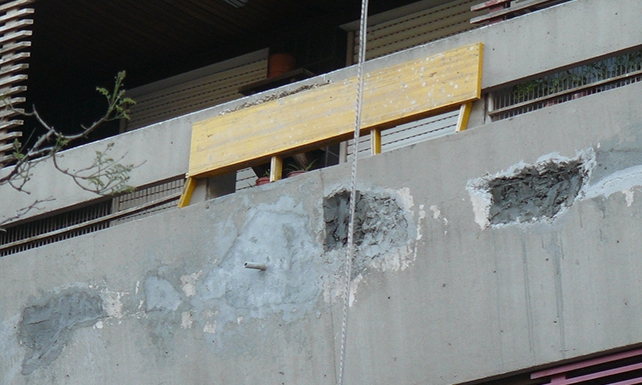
[18,289,106,375]
[136,192,415,355]
[145,276,182,312]
[195,197,323,328]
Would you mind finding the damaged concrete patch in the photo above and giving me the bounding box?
[487,161,584,224]
[19,289,106,375]
[468,150,594,228]
[323,189,411,277]
[199,197,322,326]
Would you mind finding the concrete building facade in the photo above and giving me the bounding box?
[2,0,642,384]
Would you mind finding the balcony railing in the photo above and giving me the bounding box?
[490,47,642,120]
[0,176,184,256]
[470,0,572,25]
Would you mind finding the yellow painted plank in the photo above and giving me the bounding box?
[177,177,197,208]
[371,129,382,155]
[270,156,283,182]
[456,101,473,132]
[189,43,483,178]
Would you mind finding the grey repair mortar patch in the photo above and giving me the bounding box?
[18,288,106,375]
[467,150,594,228]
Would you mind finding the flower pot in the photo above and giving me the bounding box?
[268,53,296,78]
[256,176,271,186]
[286,170,306,178]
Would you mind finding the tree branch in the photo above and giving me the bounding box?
[0,71,137,228]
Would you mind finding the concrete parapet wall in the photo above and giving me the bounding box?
[2,78,642,384]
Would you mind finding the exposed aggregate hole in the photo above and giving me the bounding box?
[487,160,585,224]
[323,190,409,277]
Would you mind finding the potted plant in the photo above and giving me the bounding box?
[256,170,271,186]
[285,160,315,178]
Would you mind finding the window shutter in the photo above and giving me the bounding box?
[352,0,479,63]
[124,50,268,131]
[0,0,33,166]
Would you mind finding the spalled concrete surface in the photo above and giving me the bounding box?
[323,189,413,278]
[486,159,585,224]
[467,151,594,228]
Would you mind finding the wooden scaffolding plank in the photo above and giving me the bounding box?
[456,101,473,132]
[177,177,197,208]
[188,42,483,179]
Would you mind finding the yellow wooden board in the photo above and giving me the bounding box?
[177,177,196,208]
[188,42,483,178]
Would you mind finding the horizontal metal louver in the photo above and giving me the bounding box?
[124,52,268,130]
[490,47,642,121]
[236,167,259,191]
[346,110,459,160]
[111,177,184,225]
[532,347,642,385]
[352,0,479,63]
[0,201,111,256]
[0,0,33,166]
[0,177,186,256]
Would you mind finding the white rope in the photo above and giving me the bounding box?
[338,0,369,384]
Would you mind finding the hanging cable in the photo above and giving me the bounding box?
[337,0,369,384]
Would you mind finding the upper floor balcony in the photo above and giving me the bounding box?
[2,0,640,253]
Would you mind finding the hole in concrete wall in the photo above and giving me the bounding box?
[486,160,586,225]
[323,190,409,276]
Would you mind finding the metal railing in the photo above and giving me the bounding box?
[490,48,642,120]
[0,177,184,256]
[470,0,572,25]
[532,347,642,385]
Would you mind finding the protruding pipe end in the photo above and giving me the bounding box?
[244,262,267,271]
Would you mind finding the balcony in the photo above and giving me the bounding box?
[2,0,640,252]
